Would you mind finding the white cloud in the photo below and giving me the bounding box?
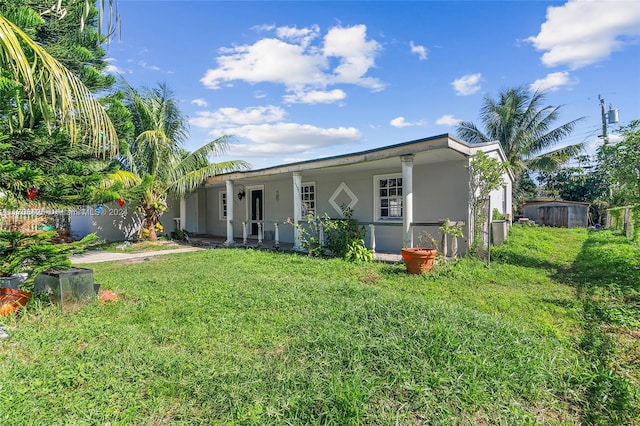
[451,73,482,96]
[276,25,320,48]
[201,38,327,90]
[207,123,362,157]
[200,24,384,100]
[283,89,346,104]
[104,63,126,75]
[189,105,286,128]
[138,61,161,71]
[527,0,640,69]
[135,61,175,74]
[530,72,578,92]
[410,41,428,60]
[390,117,426,128]
[191,98,208,107]
[252,24,275,33]
[324,25,384,90]
[103,58,128,75]
[435,115,462,126]
[390,117,412,128]
[590,133,624,150]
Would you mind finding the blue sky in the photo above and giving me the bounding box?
[105,0,640,169]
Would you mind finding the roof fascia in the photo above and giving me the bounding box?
[207,134,507,184]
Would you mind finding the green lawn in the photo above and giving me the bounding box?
[88,239,185,253]
[1,226,637,424]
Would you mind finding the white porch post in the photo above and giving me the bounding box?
[369,224,376,253]
[292,172,302,250]
[225,180,235,245]
[242,222,248,245]
[401,155,414,248]
[179,197,186,231]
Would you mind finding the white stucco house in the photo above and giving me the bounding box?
[171,133,513,255]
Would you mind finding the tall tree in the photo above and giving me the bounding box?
[456,86,583,210]
[119,83,250,241]
[597,120,640,206]
[0,0,124,204]
[0,1,119,154]
[0,0,125,205]
[2,127,127,207]
[34,0,116,92]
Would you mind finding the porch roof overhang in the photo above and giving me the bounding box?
[205,133,509,187]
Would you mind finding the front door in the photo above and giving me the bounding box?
[250,189,263,235]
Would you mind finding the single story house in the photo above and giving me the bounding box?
[522,200,589,228]
[172,133,513,255]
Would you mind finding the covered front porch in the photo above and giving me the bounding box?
[169,134,511,258]
[180,218,465,264]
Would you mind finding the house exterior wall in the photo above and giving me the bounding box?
[199,157,473,254]
[69,197,183,242]
[70,203,140,241]
[164,196,180,235]
[184,191,199,233]
[181,135,514,254]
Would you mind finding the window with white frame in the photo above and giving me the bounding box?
[374,174,403,220]
[301,182,316,216]
[219,191,227,220]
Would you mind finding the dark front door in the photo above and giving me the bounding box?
[250,189,263,235]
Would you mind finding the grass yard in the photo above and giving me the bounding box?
[0,226,638,424]
[89,239,185,253]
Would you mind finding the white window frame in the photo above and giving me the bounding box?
[373,173,403,222]
[301,181,316,216]
[218,191,227,220]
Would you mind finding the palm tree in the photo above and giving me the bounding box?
[456,86,584,180]
[120,83,250,241]
[0,2,119,154]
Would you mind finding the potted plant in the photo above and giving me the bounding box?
[0,230,97,315]
[0,231,45,315]
[401,231,439,274]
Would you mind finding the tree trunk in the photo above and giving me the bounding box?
[142,205,158,241]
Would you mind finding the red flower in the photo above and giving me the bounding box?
[353,232,358,237]
[27,187,38,200]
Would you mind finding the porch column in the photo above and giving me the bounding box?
[225,180,235,245]
[179,196,187,231]
[292,172,302,250]
[401,155,414,248]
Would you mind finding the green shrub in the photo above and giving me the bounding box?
[297,207,373,262]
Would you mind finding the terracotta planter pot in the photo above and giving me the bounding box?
[401,248,438,274]
[0,288,32,316]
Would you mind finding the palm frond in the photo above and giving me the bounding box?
[167,160,251,198]
[456,85,583,178]
[456,121,490,144]
[99,170,142,190]
[0,15,118,155]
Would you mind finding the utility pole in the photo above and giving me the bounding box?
[599,95,608,144]
[599,95,619,145]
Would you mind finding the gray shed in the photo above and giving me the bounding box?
[522,200,589,228]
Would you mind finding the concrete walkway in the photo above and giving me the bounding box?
[70,247,202,264]
[71,245,402,265]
